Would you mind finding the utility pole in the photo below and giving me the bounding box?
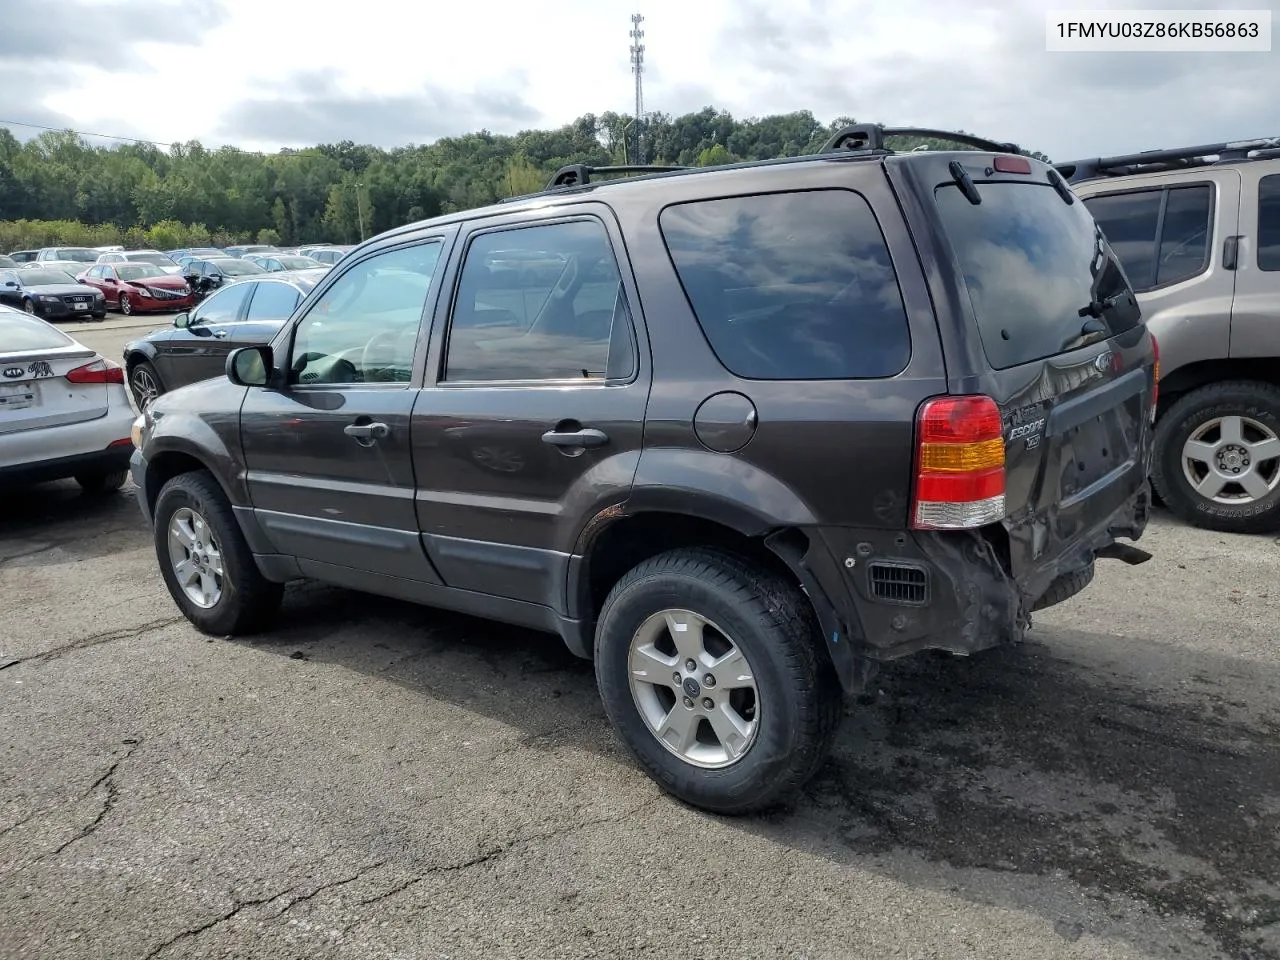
[353,181,366,242]
[629,13,645,165]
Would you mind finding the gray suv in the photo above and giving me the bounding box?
[130,125,1157,814]
[1058,139,1280,533]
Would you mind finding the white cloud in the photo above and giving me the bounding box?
[4,0,1277,161]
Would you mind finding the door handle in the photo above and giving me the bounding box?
[212,329,228,339]
[541,427,609,448]
[344,421,390,440]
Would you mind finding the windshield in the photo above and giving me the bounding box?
[54,248,99,262]
[20,269,78,285]
[125,252,177,266]
[0,311,75,351]
[220,259,267,276]
[934,181,1141,370]
[117,265,163,281]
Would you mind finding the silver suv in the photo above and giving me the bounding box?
[1057,139,1280,534]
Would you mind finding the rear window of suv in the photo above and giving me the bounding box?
[934,181,1141,371]
[659,189,911,380]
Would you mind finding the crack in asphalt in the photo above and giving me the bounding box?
[270,859,390,919]
[45,740,143,859]
[345,798,658,925]
[0,616,184,671]
[0,741,142,846]
[140,886,298,960]
[0,525,140,567]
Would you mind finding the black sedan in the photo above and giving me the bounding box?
[0,267,106,320]
[182,257,267,297]
[122,271,325,408]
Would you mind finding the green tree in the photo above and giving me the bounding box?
[256,227,281,245]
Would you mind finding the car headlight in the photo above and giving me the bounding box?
[40,295,60,302]
[131,412,147,450]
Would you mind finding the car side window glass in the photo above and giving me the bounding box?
[194,283,251,325]
[1083,190,1162,291]
[443,220,633,382]
[246,281,301,321]
[1259,175,1280,271]
[1155,185,1212,286]
[659,189,911,380]
[289,241,441,386]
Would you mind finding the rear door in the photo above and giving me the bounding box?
[1228,165,1280,358]
[920,161,1156,576]
[0,313,106,442]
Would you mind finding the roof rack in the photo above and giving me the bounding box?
[546,163,691,190]
[1056,138,1280,183]
[820,123,1023,156]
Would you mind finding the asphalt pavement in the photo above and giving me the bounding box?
[1,335,1278,959]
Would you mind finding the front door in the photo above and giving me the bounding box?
[238,235,452,583]
[411,209,651,612]
[154,281,256,390]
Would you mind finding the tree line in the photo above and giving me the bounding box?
[0,108,1047,250]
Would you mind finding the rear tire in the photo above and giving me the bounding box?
[594,547,843,815]
[153,470,283,636]
[1152,381,1280,534]
[75,469,127,493]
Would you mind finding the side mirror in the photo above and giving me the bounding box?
[227,345,272,387]
[3,280,15,288]
[172,312,191,328]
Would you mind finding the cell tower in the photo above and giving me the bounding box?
[629,13,645,164]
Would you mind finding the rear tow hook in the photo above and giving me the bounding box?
[1096,543,1153,566]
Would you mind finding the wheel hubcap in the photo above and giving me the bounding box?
[627,609,759,769]
[167,507,224,608]
[1181,415,1280,504]
[132,369,158,408]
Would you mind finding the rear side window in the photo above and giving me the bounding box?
[1084,184,1213,292]
[659,190,911,380]
[1259,175,1280,271]
[245,281,300,321]
[935,181,1141,371]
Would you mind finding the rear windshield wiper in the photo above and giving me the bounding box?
[1077,294,1121,319]
[948,161,982,205]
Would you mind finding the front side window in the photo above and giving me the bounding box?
[192,283,251,325]
[660,189,911,380]
[1259,174,1280,271]
[443,220,635,382]
[289,242,441,386]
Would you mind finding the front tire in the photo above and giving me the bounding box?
[118,293,132,315]
[22,298,34,314]
[75,469,127,493]
[153,470,283,635]
[129,360,164,410]
[1152,381,1280,533]
[594,547,842,815]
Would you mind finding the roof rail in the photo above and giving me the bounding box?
[546,163,691,190]
[821,123,1023,156]
[1055,138,1280,183]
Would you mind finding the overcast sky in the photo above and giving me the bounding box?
[1,0,1275,163]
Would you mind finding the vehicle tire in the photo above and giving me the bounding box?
[75,469,127,493]
[22,298,34,314]
[118,293,132,315]
[92,310,106,321]
[153,469,283,636]
[128,360,164,410]
[1152,381,1280,534]
[1032,560,1095,612]
[594,547,843,815]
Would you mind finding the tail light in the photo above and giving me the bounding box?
[1150,333,1160,422]
[911,395,1006,530]
[65,359,124,384]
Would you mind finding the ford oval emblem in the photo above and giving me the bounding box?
[1093,351,1114,373]
[3,366,24,379]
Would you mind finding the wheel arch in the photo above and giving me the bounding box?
[1157,358,1280,420]
[570,507,868,693]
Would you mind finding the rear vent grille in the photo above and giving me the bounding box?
[867,561,929,606]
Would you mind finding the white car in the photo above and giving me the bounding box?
[95,249,184,276]
[0,305,136,492]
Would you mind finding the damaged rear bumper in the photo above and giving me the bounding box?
[792,481,1152,679]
